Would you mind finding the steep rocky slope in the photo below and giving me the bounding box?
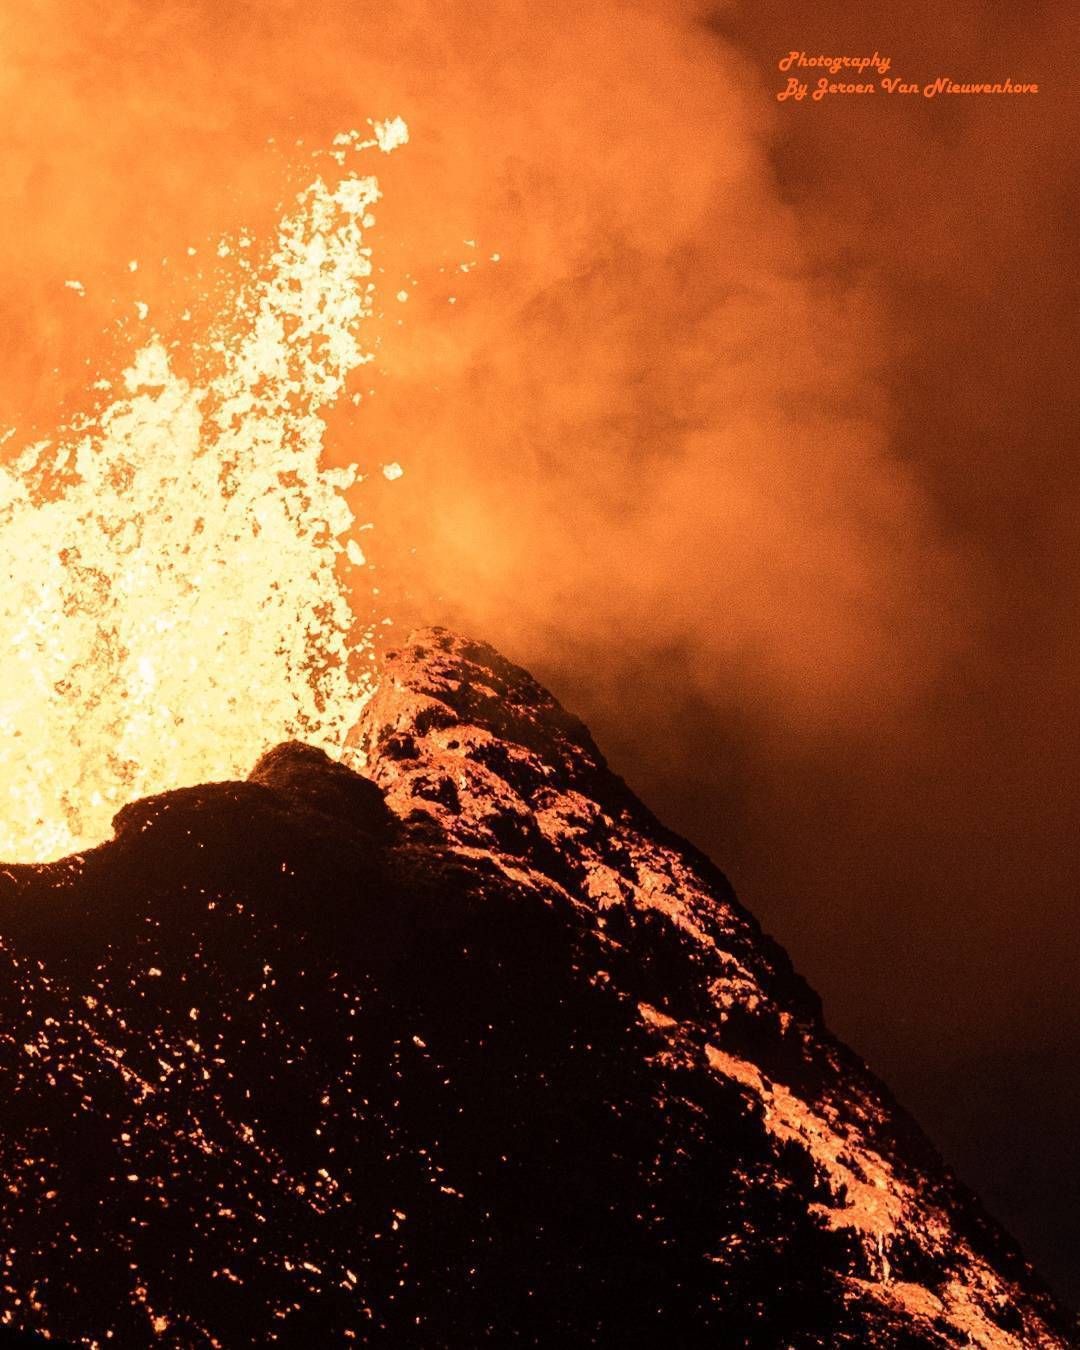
[0,628,1071,1346]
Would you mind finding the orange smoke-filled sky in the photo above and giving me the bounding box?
[0,0,1076,1301]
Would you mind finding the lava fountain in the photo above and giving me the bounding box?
[0,119,409,862]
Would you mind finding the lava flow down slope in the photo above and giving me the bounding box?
[0,629,1071,1347]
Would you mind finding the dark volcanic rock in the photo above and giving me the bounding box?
[0,629,1071,1347]
[247,741,393,833]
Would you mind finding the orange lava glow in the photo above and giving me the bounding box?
[0,0,972,860]
[0,0,1074,1304]
[0,121,409,861]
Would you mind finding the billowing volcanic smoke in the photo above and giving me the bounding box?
[0,0,968,856]
[0,120,409,860]
[0,0,969,731]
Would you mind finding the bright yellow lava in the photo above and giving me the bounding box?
[0,119,409,862]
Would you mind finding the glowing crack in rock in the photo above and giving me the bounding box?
[0,126,409,862]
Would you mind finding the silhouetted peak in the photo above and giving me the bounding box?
[0,629,1070,1347]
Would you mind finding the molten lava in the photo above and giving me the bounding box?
[0,119,409,862]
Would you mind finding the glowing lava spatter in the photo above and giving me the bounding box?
[0,119,409,863]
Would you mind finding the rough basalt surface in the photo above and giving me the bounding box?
[0,628,1071,1347]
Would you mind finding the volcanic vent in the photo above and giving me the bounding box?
[0,629,1071,1346]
